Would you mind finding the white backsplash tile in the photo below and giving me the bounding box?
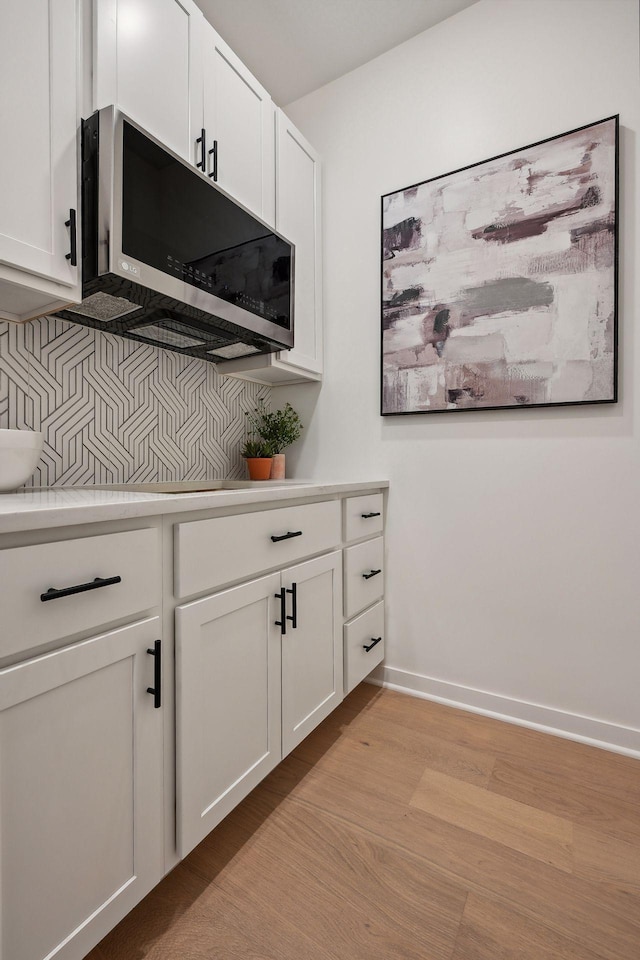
[0,316,269,486]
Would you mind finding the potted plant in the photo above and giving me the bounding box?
[240,437,273,481]
[245,402,303,480]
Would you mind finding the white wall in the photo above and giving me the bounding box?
[275,0,640,752]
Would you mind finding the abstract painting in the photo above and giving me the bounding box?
[381,116,618,415]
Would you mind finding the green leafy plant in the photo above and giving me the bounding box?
[239,438,272,459]
[245,402,303,455]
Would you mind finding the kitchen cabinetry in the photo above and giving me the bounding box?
[94,0,204,162]
[281,550,342,755]
[0,483,385,959]
[222,109,323,384]
[0,522,163,960]
[0,617,164,960]
[94,2,275,223]
[342,494,386,692]
[201,20,275,223]
[0,0,81,322]
[174,503,343,858]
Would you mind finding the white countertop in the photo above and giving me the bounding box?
[0,480,389,534]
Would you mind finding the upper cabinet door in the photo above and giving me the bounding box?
[0,0,79,287]
[202,21,275,224]
[276,110,323,375]
[94,0,204,162]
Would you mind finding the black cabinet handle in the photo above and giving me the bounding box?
[363,636,382,653]
[208,140,218,180]
[196,128,206,171]
[275,588,287,635]
[286,582,297,629]
[65,208,77,266]
[361,511,381,519]
[362,569,382,580]
[40,575,121,602]
[271,530,302,543]
[146,639,162,708]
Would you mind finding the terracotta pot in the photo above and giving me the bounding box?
[270,453,285,480]
[245,457,272,481]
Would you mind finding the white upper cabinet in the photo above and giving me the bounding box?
[0,0,81,319]
[93,0,204,162]
[221,108,322,384]
[202,21,275,223]
[275,110,323,376]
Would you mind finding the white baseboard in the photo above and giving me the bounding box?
[367,666,640,759]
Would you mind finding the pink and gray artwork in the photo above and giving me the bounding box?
[381,116,618,414]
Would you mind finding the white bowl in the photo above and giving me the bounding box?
[0,429,44,492]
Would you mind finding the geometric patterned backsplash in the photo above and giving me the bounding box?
[0,316,269,487]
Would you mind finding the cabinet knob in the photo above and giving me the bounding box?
[146,640,162,708]
[270,530,302,543]
[363,636,382,653]
[196,128,207,171]
[274,589,287,635]
[65,208,77,266]
[40,574,121,602]
[208,140,218,180]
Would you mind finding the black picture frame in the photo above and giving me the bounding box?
[380,114,620,417]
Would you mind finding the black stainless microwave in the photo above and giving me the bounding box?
[55,106,294,363]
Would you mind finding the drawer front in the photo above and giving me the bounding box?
[175,499,341,598]
[343,536,384,619]
[0,528,160,659]
[344,601,384,694]
[344,493,384,542]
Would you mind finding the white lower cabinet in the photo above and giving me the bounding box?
[0,488,384,959]
[175,573,282,859]
[281,551,343,756]
[0,616,164,960]
[175,549,343,858]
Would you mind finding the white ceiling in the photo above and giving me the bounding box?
[196,0,479,106]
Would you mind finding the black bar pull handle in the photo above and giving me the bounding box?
[196,128,206,170]
[208,140,218,180]
[363,636,382,653]
[65,208,77,266]
[361,511,381,519]
[362,568,382,580]
[41,575,122,602]
[271,530,303,543]
[146,639,162,708]
[275,589,287,635]
[286,582,297,629]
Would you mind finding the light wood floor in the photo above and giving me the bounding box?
[87,684,640,960]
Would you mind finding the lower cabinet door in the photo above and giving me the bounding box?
[175,573,282,858]
[0,617,164,960]
[281,550,343,757]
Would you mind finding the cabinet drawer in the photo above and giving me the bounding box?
[0,528,160,659]
[344,601,384,694]
[175,499,341,598]
[344,493,384,542]
[343,536,384,619]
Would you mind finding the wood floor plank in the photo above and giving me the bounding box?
[489,756,640,843]
[367,689,640,805]
[451,892,611,960]
[300,706,497,787]
[85,687,640,960]
[264,756,640,960]
[186,787,468,960]
[574,825,640,897]
[409,767,573,870]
